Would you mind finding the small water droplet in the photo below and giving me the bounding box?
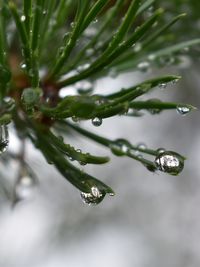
[147,99,162,115]
[77,63,90,72]
[76,80,93,95]
[72,116,79,122]
[110,139,131,156]
[155,151,184,175]
[137,61,150,72]
[176,105,191,116]
[158,83,167,89]
[93,18,98,24]
[172,78,179,84]
[148,54,157,61]
[70,22,75,28]
[80,186,105,205]
[20,62,27,70]
[133,43,142,52]
[15,175,36,200]
[92,117,102,127]
[137,143,147,150]
[0,125,9,153]
[20,15,26,22]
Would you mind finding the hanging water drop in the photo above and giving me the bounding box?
[15,175,36,200]
[0,125,9,153]
[155,151,184,175]
[80,186,105,205]
[176,105,191,116]
[92,117,102,127]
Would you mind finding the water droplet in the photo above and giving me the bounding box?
[146,99,162,115]
[133,43,142,52]
[156,148,166,154]
[172,78,179,84]
[20,62,27,70]
[20,15,26,22]
[86,48,94,57]
[176,105,191,116]
[158,83,167,89]
[70,22,75,28]
[93,18,98,24]
[137,61,150,72]
[72,116,79,122]
[92,117,102,127]
[69,156,75,161]
[0,125,9,153]
[148,54,157,61]
[76,80,93,95]
[155,151,184,175]
[110,139,131,156]
[15,175,36,200]
[137,143,147,150]
[77,63,90,72]
[80,186,105,205]
[109,68,118,78]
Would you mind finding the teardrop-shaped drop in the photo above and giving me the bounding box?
[155,151,184,175]
[15,175,36,200]
[80,186,105,205]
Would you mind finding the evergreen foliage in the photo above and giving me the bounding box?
[0,1,199,204]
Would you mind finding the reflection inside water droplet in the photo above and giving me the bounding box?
[92,117,102,127]
[155,151,184,175]
[80,186,106,205]
[176,105,191,116]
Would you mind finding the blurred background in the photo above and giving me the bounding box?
[0,1,200,267]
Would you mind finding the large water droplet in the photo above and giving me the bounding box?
[155,151,184,175]
[0,125,9,153]
[80,186,105,205]
[15,175,36,200]
[176,105,191,116]
[92,117,102,127]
